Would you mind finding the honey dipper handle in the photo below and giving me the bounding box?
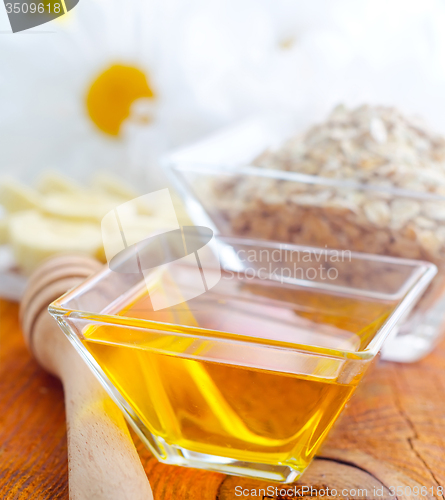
[21,255,153,500]
[58,334,153,500]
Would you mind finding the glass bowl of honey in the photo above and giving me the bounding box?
[49,235,435,483]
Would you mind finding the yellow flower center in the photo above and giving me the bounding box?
[86,64,155,136]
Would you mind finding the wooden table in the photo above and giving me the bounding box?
[1,298,444,500]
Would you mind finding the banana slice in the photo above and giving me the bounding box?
[41,191,136,222]
[9,210,103,275]
[37,170,83,195]
[0,178,41,212]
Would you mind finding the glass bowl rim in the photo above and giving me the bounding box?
[48,236,437,362]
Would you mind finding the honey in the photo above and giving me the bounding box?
[80,271,392,478]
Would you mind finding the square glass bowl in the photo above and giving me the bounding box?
[49,236,436,483]
[165,117,445,362]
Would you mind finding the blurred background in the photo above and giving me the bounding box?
[1,0,445,185]
[3,0,445,281]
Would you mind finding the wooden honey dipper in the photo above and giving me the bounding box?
[19,254,153,500]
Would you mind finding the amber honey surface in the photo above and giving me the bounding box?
[81,275,393,474]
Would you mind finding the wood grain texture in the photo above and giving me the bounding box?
[1,298,444,499]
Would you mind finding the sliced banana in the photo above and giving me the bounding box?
[41,191,136,222]
[37,170,83,195]
[1,173,179,274]
[9,210,103,275]
[0,178,41,212]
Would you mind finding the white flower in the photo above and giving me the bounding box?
[0,0,161,182]
[3,0,445,188]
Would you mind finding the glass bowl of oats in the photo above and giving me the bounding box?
[165,106,445,362]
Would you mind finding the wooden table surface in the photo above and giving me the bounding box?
[1,298,445,500]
